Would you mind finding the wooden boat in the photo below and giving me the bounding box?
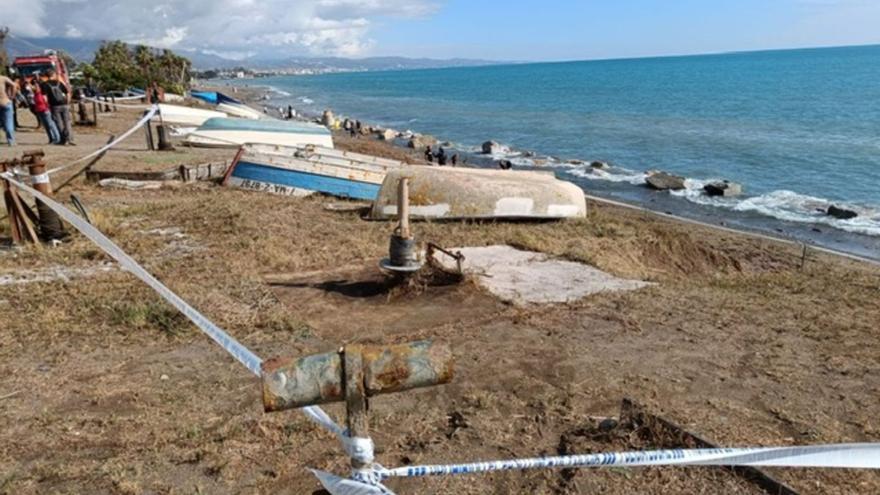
[370,167,587,220]
[185,118,334,148]
[223,143,406,199]
[217,102,263,120]
[156,103,226,126]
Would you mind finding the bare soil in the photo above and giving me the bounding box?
[1,106,879,494]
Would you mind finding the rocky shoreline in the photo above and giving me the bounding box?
[216,81,880,262]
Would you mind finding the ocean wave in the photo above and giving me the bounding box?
[669,185,880,236]
[563,163,880,236]
[269,87,291,97]
[731,191,880,236]
[564,164,648,185]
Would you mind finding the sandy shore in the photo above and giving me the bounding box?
[1,101,879,494]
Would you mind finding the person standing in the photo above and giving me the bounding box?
[32,81,60,144]
[424,145,434,163]
[42,70,75,145]
[0,73,18,145]
[437,146,448,166]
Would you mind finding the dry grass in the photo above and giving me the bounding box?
[1,109,879,494]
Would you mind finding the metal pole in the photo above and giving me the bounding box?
[27,153,67,241]
[143,114,155,151]
[398,177,410,238]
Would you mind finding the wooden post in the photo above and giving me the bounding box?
[111,96,117,112]
[92,101,99,126]
[343,344,370,471]
[1,163,23,244]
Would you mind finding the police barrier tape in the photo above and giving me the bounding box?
[81,96,153,109]
[0,172,346,440]
[313,443,880,494]
[41,106,160,177]
[5,172,880,495]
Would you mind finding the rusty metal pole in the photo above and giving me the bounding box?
[343,345,370,472]
[144,118,155,151]
[27,153,67,241]
[261,340,453,412]
[398,177,410,239]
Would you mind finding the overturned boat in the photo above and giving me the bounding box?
[224,143,406,199]
[371,167,587,220]
[186,118,334,148]
[156,103,226,126]
[217,102,263,120]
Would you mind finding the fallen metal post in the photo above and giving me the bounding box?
[261,340,453,412]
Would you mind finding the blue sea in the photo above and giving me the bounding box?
[241,45,880,253]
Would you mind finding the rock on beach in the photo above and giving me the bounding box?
[481,140,506,154]
[408,134,438,149]
[827,205,858,220]
[645,171,686,191]
[703,181,743,197]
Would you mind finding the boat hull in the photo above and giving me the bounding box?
[156,104,226,126]
[225,144,406,200]
[186,118,335,148]
[370,167,587,220]
[186,131,335,148]
[217,103,262,120]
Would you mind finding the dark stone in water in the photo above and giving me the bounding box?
[590,161,610,170]
[482,140,504,154]
[827,205,858,220]
[703,180,743,197]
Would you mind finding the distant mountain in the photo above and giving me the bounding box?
[8,36,501,72]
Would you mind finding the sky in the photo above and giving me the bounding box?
[4,0,880,61]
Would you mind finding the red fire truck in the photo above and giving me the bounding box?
[12,50,70,84]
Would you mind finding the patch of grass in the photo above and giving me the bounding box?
[109,300,189,336]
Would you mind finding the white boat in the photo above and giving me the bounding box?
[217,102,263,120]
[155,104,226,126]
[186,118,334,148]
[224,143,405,199]
[371,167,587,220]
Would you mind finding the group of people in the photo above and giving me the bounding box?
[425,145,458,166]
[0,69,75,146]
[344,118,363,138]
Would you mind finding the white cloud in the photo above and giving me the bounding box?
[7,0,439,57]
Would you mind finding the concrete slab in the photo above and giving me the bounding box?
[433,245,652,305]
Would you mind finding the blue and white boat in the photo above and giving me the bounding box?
[224,143,406,200]
[186,118,335,148]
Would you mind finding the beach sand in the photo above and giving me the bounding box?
[0,102,879,494]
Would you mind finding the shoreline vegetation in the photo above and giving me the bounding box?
[0,86,879,493]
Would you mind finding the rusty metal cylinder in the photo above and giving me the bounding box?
[261,340,454,412]
[28,159,67,241]
[156,125,174,151]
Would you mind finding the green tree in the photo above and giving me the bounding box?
[92,40,191,93]
[0,27,8,76]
